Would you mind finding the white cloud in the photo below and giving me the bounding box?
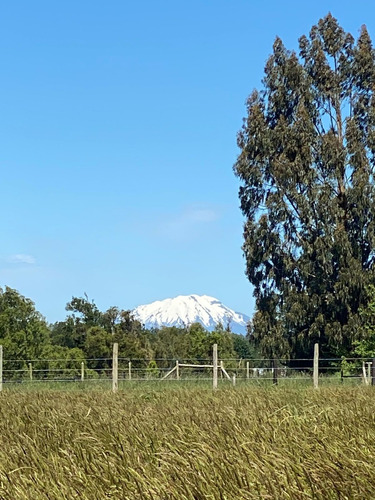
[184,207,217,223]
[158,206,219,241]
[7,254,36,265]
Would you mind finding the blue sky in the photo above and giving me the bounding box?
[1,0,374,322]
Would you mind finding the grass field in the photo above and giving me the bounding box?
[0,385,374,499]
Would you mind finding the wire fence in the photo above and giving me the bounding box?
[1,352,374,387]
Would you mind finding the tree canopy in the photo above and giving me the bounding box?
[235,14,375,358]
[0,286,50,368]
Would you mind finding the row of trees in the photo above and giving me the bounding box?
[0,286,255,375]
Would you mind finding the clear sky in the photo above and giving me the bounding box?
[1,0,374,323]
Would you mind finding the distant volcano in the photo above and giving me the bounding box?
[133,294,250,335]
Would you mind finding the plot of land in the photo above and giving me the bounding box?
[0,386,374,499]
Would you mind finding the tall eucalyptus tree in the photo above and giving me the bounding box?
[235,14,375,357]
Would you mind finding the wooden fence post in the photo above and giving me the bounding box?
[362,362,370,385]
[232,374,236,387]
[272,359,278,385]
[81,362,84,382]
[213,344,218,390]
[372,358,375,386]
[313,343,319,389]
[246,361,250,379]
[112,343,118,393]
[29,363,33,381]
[128,361,132,381]
[176,360,180,380]
[0,345,2,392]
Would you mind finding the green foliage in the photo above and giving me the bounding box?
[149,325,189,362]
[207,323,236,359]
[56,294,103,351]
[232,333,258,359]
[114,310,152,360]
[235,14,375,358]
[187,322,210,361]
[50,317,77,348]
[147,323,255,366]
[66,294,102,326]
[0,287,50,370]
[51,295,150,363]
[145,360,159,378]
[84,326,112,369]
[353,339,375,359]
[37,345,86,379]
[353,285,375,358]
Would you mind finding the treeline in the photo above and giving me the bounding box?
[0,286,256,375]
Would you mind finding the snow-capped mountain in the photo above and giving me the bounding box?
[133,294,250,335]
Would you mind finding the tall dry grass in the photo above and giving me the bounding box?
[0,386,374,499]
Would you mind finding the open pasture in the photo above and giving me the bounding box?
[0,386,374,499]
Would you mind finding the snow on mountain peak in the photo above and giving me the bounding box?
[133,294,250,335]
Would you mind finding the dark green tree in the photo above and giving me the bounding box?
[187,322,209,361]
[352,285,375,358]
[0,287,50,371]
[232,333,258,359]
[38,344,86,380]
[84,326,112,368]
[101,306,121,333]
[114,310,153,360]
[66,294,102,326]
[50,294,102,351]
[208,323,236,359]
[52,295,149,362]
[150,325,189,361]
[50,317,80,349]
[235,14,375,358]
